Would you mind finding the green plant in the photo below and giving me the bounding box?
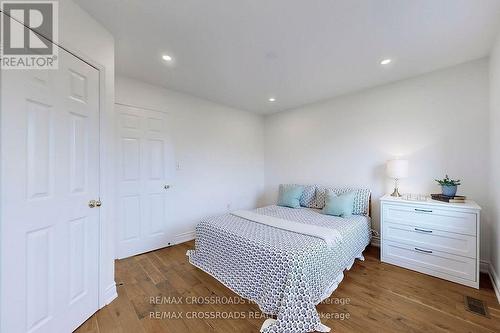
[435,175,461,186]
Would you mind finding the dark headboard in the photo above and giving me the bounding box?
[368,194,372,218]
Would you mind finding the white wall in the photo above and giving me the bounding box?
[59,0,116,307]
[264,59,491,260]
[115,76,265,242]
[489,33,500,295]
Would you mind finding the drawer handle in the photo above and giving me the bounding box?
[414,247,433,254]
[414,228,432,233]
[415,208,433,213]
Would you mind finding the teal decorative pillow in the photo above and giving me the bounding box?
[322,190,355,217]
[277,185,305,208]
[279,184,316,207]
[315,186,370,215]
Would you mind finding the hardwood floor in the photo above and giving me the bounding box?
[75,241,500,333]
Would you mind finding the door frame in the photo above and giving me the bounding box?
[0,11,117,310]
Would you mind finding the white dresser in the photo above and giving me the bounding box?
[380,194,481,288]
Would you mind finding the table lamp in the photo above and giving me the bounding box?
[386,159,408,197]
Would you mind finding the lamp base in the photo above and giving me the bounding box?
[391,187,402,197]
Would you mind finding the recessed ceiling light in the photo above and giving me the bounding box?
[380,58,392,65]
[268,97,276,102]
[162,54,173,62]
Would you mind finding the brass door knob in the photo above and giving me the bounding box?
[88,200,97,208]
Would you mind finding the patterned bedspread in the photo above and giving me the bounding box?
[187,205,371,333]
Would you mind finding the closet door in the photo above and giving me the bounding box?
[0,33,100,333]
[116,104,174,259]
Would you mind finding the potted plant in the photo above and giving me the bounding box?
[435,175,461,197]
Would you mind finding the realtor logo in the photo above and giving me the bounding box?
[1,1,58,69]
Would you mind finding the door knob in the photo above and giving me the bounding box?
[88,199,101,208]
[164,184,171,190]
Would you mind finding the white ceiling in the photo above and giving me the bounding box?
[75,0,500,114]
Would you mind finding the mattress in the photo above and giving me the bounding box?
[187,205,371,333]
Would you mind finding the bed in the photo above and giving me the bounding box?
[187,186,371,333]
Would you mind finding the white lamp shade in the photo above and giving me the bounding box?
[386,159,408,179]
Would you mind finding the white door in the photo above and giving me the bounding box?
[1,25,101,333]
[116,104,174,259]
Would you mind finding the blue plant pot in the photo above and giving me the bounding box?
[442,185,457,197]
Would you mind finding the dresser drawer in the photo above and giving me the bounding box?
[382,240,476,282]
[383,222,476,258]
[383,204,476,236]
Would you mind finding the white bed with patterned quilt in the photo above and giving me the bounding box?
[187,185,371,333]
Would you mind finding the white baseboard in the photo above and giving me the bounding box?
[371,236,380,247]
[488,263,500,304]
[100,282,117,308]
[480,260,490,273]
[477,260,500,304]
[174,230,196,245]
